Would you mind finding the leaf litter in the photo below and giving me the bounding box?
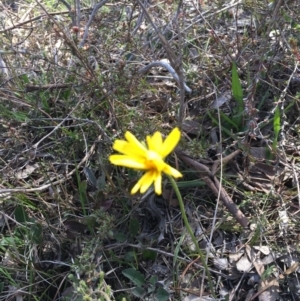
[1,0,300,300]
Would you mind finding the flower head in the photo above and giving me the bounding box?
[109,128,182,195]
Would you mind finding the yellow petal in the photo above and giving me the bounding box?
[146,131,163,153]
[113,140,145,157]
[131,171,154,194]
[161,127,181,158]
[125,131,147,156]
[163,164,183,178]
[139,171,156,193]
[154,173,162,195]
[109,155,147,169]
[113,140,128,153]
[131,180,141,194]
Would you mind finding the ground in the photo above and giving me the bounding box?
[1,0,300,300]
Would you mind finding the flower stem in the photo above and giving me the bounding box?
[167,175,215,297]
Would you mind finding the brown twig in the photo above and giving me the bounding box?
[25,83,75,92]
[0,9,90,34]
[176,150,249,228]
[211,149,242,175]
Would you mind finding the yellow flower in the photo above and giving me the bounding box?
[109,128,182,195]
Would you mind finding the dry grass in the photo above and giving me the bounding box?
[1,0,300,300]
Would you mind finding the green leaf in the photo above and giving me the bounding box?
[129,217,140,236]
[14,205,29,223]
[96,172,106,190]
[83,167,97,187]
[231,61,243,107]
[148,275,158,286]
[220,111,239,131]
[174,180,205,188]
[0,267,17,285]
[124,251,136,263]
[19,74,30,84]
[61,89,71,101]
[114,232,127,242]
[156,287,170,301]
[273,106,280,141]
[272,105,281,152]
[122,268,145,287]
[16,195,37,209]
[231,62,244,127]
[142,249,157,261]
[30,223,43,244]
[207,110,219,125]
[132,286,145,298]
[207,110,233,136]
[0,236,22,249]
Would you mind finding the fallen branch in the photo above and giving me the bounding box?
[176,150,249,228]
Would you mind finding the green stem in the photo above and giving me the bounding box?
[167,175,215,297]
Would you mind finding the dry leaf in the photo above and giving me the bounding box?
[15,163,39,179]
[236,256,252,272]
[253,246,270,255]
[211,90,231,109]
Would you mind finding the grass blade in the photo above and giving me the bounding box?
[231,61,243,106]
[273,106,281,149]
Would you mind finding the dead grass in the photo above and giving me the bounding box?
[1,0,300,300]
